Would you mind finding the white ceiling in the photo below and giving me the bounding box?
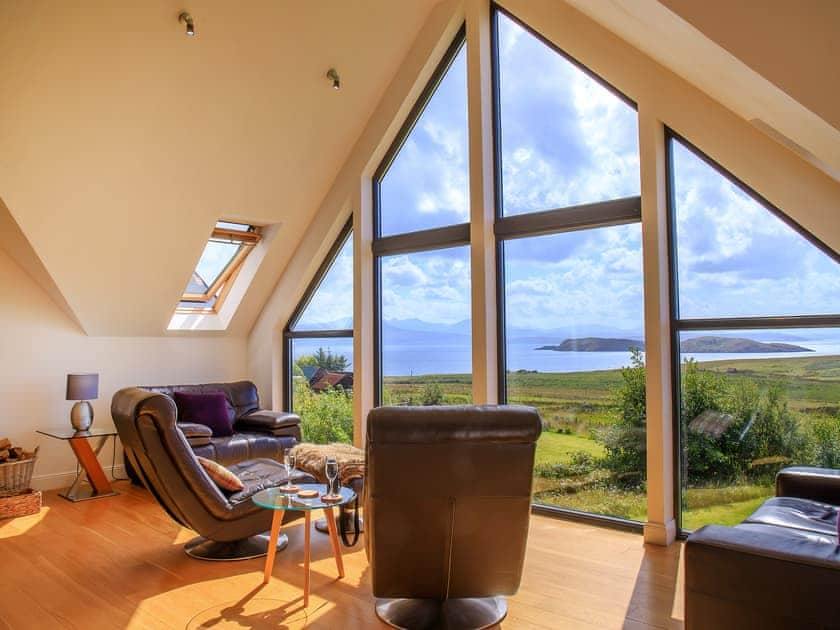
[564,0,840,181]
[0,0,439,335]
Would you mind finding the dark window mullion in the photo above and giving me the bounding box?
[494,195,641,240]
[674,315,840,331]
[372,223,470,256]
[285,329,354,339]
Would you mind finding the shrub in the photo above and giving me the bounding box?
[294,380,353,444]
[808,414,840,468]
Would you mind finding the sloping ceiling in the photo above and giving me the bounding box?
[2,0,838,338]
[564,0,840,181]
[0,0,438,336]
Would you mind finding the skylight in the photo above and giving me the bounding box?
[178,221,261,312]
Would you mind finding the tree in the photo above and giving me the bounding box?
[600,348,647,481]
[294,380,353,444]
[296,347,349,372]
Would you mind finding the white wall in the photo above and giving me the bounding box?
[0,247,248,490]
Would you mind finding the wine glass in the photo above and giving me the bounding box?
[325,457,339,498]
[284,452,296,489]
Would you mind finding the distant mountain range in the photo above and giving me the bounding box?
[537,336,813,353]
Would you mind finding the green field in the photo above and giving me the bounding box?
[384,354,840,529]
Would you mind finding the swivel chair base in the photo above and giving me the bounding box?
[184,533,289,561]
[375,596,507,630]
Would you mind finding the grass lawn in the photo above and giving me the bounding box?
[534,430,605,466]
[383,357,840,528]
[681,494,770,531]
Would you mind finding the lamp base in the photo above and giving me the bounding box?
[70,401,94,432]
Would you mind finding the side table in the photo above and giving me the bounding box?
[36,427,119,501]
[252,483,355,607]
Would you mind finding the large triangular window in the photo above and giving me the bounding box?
[372,29,472,407]
[377,35,469,237]
[671,137,840,318]
[669,133,840,534]
[495,11,639,217]
[284,223,354,441]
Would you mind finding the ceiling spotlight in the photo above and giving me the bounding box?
[326,68,340,90]
[179,12,195,37]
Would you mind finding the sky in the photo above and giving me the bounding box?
[289,11,839,344]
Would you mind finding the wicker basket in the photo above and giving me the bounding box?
[0,489,41,519]
[0,447,39,495]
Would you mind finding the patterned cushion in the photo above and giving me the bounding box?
[197,456,244,492]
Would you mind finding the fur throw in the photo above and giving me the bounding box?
[291,442,365,484]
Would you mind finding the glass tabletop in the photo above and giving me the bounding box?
[36,427,119,440]
[252,483,356,511]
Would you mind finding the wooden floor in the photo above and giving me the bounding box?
[0,482,684,629]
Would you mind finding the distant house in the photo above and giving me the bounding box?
[310,371,353,393]
[301,366,326,383]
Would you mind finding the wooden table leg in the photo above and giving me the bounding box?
[303,511,311,607]
[263,510,283,584]
[323,506,345,578]
[68,437,113,495]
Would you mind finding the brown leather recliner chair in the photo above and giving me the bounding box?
[112,387,316,560]
[365,405,542,629]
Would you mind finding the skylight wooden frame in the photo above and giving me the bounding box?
[176,223,262,314]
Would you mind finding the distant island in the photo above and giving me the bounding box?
[679,336,813,353]
[537,335,813,353]
[537,337,644,352]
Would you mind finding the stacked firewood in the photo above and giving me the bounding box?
[0,438,36,463]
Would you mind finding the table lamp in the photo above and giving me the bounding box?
[66,373,99,431]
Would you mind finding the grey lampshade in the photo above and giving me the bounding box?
[66,373,99,401]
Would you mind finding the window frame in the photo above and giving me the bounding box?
[177,222,262,314]
[664,128,840,535]
[282,219,354,413]
[372,25,471,407]
[491,4,643,527]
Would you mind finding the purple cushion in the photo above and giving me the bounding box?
[173,391,233,437]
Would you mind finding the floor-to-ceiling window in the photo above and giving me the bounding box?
[284,221,354,443]
[493,8,646,521]
[373,28,473,406]
[667,132,840,531]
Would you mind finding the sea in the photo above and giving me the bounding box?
[291,337,840,377]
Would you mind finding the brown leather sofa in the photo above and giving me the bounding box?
[365,405,542,629]
[113,387,316,560]
[124,381,301,482]
[685,466,840,629]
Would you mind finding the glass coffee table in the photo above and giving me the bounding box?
[252,483,356,607]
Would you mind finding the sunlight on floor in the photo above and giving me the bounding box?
[0,505,49,539]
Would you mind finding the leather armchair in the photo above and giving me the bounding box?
[112,387,316,560]
[685,466,840,629]
[365,405,542,629]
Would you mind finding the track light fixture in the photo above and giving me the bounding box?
[179,11,195,37]
[326,68,340,91]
